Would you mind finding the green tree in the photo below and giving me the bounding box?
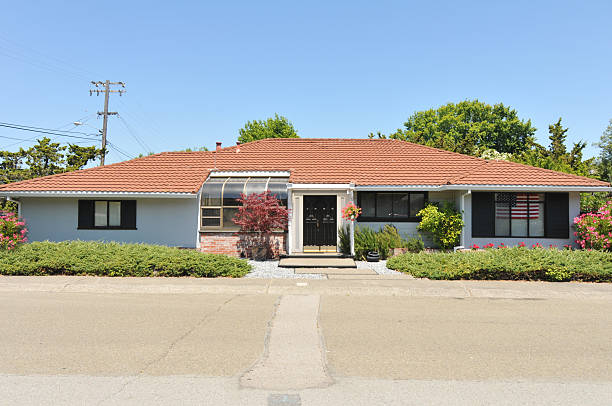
[65,144,105,172]
[513,118,595,177]
[548,118,568,160]
[382,100,536,155]
[596,119,612,183]
[238,114,299,144]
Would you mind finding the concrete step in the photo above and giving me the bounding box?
[278,257,357,268]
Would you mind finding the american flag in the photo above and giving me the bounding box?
[496,193,540,220]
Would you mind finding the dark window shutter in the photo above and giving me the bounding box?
[78,200,94,229]
[121,200,137,229]
[472,192,494,237]
[545,193,569,238]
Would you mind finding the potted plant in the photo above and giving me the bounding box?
[233,191,289,260]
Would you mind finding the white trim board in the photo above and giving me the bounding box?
[0,191,197,199]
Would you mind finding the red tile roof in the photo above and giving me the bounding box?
[0,138,608,193]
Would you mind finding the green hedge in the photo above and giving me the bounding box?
[386,247,612,282]
[0,241,250,278]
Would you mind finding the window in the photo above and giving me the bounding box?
[357,192,427,222]
[200,176,289,230]
[494,193,544,237]
[472,192,569,238]
[78,200,136,229]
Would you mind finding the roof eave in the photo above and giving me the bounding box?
[0,191,197,198]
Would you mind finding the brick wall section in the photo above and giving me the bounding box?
[198,232,287,258]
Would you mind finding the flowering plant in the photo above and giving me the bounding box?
[341,202,362,221]
[0,211,27,250]
[483,243,495,249]
[470,244,480,250]
[574,200,612,251]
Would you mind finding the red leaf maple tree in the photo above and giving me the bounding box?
[233,191,289,233]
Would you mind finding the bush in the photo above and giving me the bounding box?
[338,224,351,255]
[581,192,611,213]
[354,225,421,260]
[403,236,425,253]
[387,247,612,282]
[0,241,250,278]
[0,211,27,250]
[574,200,612,250]
[417,202,463,250]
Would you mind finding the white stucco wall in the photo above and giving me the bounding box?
[19,197,199,247]
[462,191,580,248]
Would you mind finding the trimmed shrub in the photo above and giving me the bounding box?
[0,241,250,278]
[386,247,612,282]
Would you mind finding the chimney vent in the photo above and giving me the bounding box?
[236,141,241,153]
[216,142,222,151]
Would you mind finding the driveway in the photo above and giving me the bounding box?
[1,276,611,405]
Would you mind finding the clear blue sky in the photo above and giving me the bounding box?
[1,0,611,164]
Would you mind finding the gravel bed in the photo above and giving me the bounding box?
[356,260,402,275]
[245,260,325,279]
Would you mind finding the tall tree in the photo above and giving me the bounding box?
[512,118,595,177]
[238,114,299,144]
[381,100,536,156]
[596,119,612,183]
[548,118,568,160]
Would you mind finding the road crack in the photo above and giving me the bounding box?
[96,294,241,405]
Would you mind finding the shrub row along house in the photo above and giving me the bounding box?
[0,138,609,256]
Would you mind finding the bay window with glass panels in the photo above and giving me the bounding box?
[200,177,289,230]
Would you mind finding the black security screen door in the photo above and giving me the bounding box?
[303,195,337,252]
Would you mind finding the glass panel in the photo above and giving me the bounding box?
[376,193,393,218]
[222,207,240,230]
[359,192,376,217]
[392,193,409,218]
[222,177,247,206]
[510,193,530,236]
[202,208,220,217]
[410,193,426,217]
[245,177,268,197]
[202,217,220,227]
[108,202,121,227]
[267,178,289,206]
[527,194,545,237]
[94,201,107,227]
[529,202,545,237]
[494,193,511,236]
[201,178,225,206]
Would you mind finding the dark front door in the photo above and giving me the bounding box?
[303,195,337,252]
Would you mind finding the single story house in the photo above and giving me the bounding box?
[0,138,609,256]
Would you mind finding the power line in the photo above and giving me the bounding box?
[117,115,152,154]
[0,122,99,137]
[0,123,100,141]
[107,141,135,160]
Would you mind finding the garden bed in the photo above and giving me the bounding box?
[386,247,612,282]
[0,241,250,278]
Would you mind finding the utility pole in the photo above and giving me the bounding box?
[90,80,125,165]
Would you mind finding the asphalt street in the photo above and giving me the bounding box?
[1,276,611,405]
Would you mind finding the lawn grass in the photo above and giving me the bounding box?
[386,247,612,282]
[0,241,250,278]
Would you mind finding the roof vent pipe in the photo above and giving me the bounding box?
[216,142,222,151]
[236,141,241,153]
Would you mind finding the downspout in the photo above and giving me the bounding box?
[457,189,471,250]
[349,184,355,257]
[287,187,293,255]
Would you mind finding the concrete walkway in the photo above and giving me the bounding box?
[1,275,612,300]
